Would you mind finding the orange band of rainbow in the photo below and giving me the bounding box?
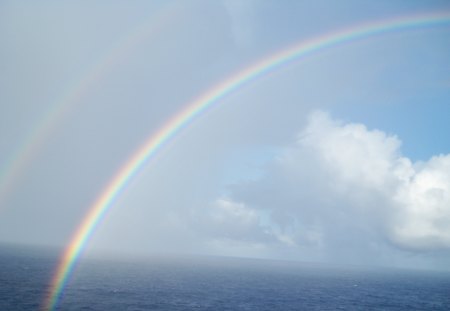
[43,12,450,311]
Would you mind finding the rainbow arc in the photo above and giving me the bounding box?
[43,12,450,311]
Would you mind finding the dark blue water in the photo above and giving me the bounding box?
[1,245,450,310]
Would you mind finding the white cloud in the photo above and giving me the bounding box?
[201,111,450,265]
[295,112,450,252]
[392,155,450,250]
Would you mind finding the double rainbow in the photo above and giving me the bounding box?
[43,12,450,310]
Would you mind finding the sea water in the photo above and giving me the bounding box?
[1,245,449,310]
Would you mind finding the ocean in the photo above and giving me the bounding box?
[1,245,449,310]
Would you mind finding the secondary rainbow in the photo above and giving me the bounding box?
[0,3,179,208]
[44,12,450,311]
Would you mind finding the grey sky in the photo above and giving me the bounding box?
[1,0,450,270]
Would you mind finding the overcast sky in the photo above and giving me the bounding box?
[1,0,450,270]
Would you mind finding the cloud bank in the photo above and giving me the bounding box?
[195,111,450,266]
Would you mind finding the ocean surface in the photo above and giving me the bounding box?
[1,245,450,310]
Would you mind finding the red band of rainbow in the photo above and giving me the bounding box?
[43,12,450,311]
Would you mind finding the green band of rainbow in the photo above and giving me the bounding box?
[43,12,450,311]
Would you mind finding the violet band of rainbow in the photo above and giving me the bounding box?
[43,12,450,311]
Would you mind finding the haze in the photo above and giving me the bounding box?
[1,0,450,271]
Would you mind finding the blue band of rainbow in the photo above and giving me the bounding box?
[43,12,450,311]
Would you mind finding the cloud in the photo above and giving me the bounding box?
[190,198,276,257]
[296,111,450,252]
[198,111,450,264]
[392,155,450,250]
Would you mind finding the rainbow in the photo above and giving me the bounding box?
[43,12,450,311]
[0,2,180,208]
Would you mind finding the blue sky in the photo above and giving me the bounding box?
[0,0,449,270]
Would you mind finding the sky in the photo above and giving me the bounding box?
[1,0,450,271]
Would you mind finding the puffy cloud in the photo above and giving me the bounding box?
[295,112,450,252]
[202,111,450,263]
[392,155,450,250]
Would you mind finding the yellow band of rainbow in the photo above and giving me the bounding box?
[43,12,450,311]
